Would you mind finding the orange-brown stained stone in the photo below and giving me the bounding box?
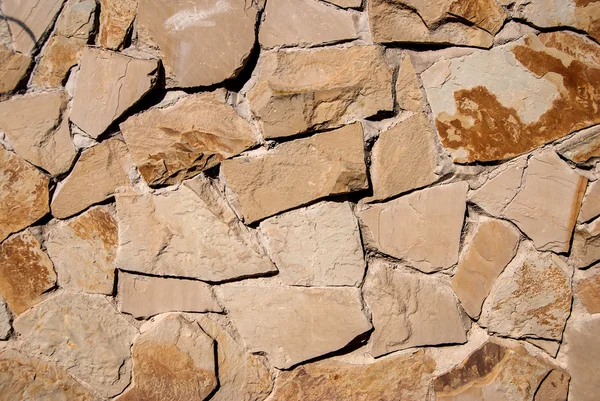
[448,0,506,34]
[98,0,138,50]
[0,230,56,314]
[575,269,600,314]
[270,350,435,401]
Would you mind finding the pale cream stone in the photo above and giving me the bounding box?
[14,292,138,398]
[363,260,468,357]
[358,182,468,273]
[70,47,159,138]
[98,0,138,50]
[0,299,9,339]
[564,316,600,401]
[0,45,31,94]
[259,201,365,286]
[247,46,393,139]
[217,285,371,369]
[570,217,600,268]
[115,176,276,281]
[0,91,76,176]
[395,54,424,112]
[526,338,561,357]
[119,272,222,318]
[51,138,134,219]
[494,21,540,45]
[222,123,368,223]
[578,180,600,223]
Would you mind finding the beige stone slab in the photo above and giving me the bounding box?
[570,217,600,268]
[575,268,600,314]
[98,0,137,50]
[578,179,600,223]
[564,316,600,401]
[247,46,393,139]
[217,285,371,369]
[222,123,368,223]
[70,47,159,138]
[396,54,425,112]
[0,45,31,94]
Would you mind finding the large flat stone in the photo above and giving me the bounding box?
[137,0,257,87]
[423,32,600,163]
[247,46,393,139]
[0,45,31,94]
[70,47,159,138]
[115,176,276,281]
[259,201,365,286]
[121,90,258,186]
[570,217,600,268]
[358,182,467,272]
[217,285,371,369]
[363,259,468,357]
[98,0,138,50]
[564,316,600,401]
[222,123,368,223]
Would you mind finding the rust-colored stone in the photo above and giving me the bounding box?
[575,269,600,314]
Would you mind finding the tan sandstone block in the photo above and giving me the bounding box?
[570,217,600,268]
[575,268,600,314]
[0,46,31,94]
[578,180,600,223]
[564,316,600,401]
[396,54,425,112]
[557,125,600,165]
[98,0,137,50]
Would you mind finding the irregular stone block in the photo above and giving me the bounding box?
[70,47,159,138]
[0,299,10,339]
[564,316,600,401]
[578,180,600,223]
[557,125,600,165]
[222,123,368,223]
[116,176,276,281]
[534,369,570,401]
[570,217,600,268]
[248,46,393,139]
[259,201,365,286]
[396,54,424,112]
[0,45,31,94]
[358,182,467,272]
[98,0,137,50]
[121,90,258,186]
[575,268,600,314]
[217,285,371,369]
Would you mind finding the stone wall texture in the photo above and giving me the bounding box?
[0,1,598,400]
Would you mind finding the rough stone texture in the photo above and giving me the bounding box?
[433,340,555,401]
[116,176,276,281]
[14,292,138,397]
[0,349,97,401]
[32,0,97,88]
[121,90,258,186]
[137,0,257,88]
[323,0,362,7]
[222,123,368,223]
[217,285,371,369]
[424,32,600,163]
[0,147,49,242]
[0,0,64,54]
[70,47,159,138]
[51,138,134,219]
[98,0,138,50]
[358,182,467,273]
[270,350,435,401]
[575,268,600,314]
[0,299,11,339]
[259,201,365,286]
[0,230,56,315]
[247,46,393,139]
[483,251,572,341]
[259,0,357,49]
[570,217,600,268]
[368,113,438,201]
[369,0,505,47]
[0,46,31,94]
[196,315,274,401]
[578,179,600,223]
[452,219,520,319]
[116,315,217,401]
[0,91,76,176]
[363,260,468,357]
[534,369,571,401]
[45,206,118,294]
[119,272,222,318]
[396,54,425,112]
[564,316,600,401]
[557,125,600,165]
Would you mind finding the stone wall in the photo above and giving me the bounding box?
[0,0,598,400]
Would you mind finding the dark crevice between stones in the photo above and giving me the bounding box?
[510,17,600,45]
[116,267,279,287]
[203,341,221,401]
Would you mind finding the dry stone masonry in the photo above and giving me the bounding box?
[0,0,598,400]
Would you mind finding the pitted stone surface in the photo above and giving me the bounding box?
[98,0,138,50]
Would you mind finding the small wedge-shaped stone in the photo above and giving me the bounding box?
[570,217,600,268]
[557,125,600,165]
[51,138,134,219]
[0,299,10,339]
[71,47,158,138]
[452,219,520,318]
[575,268,600,314]
[137,0,257,88]
[248,46,393,139]
[358,182,467,272]
[222,123,368,223]
[0,349,97,401]
[259,201,365,286]
[119,272,222,318]
[14,292,138,397]
[0,45,30,94]
[0,230,56,315]
[270,350,435,401]
[45,206,118,294]
[368,113,438,201]
[116,315,217,401]
[0,91,76,176]
[259,0,357,49]
[424,32,600,163]
[396,54,425,112]
[483,250,572,341]
[579,180,600,223]
[98,0,138,50]
[363,260,468,357]
[0,147,49,242]
[217,285,371,369]
[197,316,274,401]
[121,90,259,186]
[434,340,555,401]
[116,176,276,281]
